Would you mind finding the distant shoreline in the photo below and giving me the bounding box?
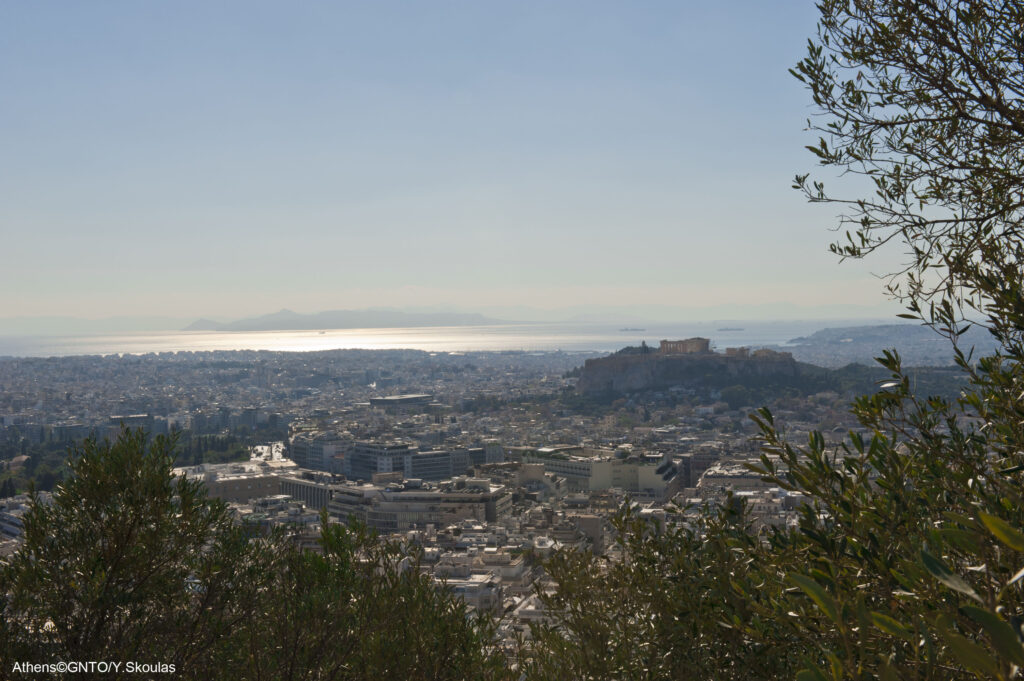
[0,320,967,368]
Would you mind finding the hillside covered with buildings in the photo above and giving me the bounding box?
[580,338,827,396]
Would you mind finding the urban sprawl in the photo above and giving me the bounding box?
[0,340,869,652]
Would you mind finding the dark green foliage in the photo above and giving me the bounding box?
[0,438,71,494]
[783,2,1024,672]
[0,429,262,496]
[792,0,1024,317]
[237,517,508,681]
[524,2,1024,679]
[175,433,250,466]
[0,477,16,497]
[0,429,264,678]
[0,429,509,680]
[527,341,1024,680]
[720,384,754,410]
[522,502,802,681]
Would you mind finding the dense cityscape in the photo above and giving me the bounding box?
[6,0,1024,677]
[0,336,884,654]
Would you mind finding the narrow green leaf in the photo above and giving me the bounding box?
[962,605,1024,666]
[937,528,984,554]
[790,573,841,623]
[920,549,982,602]
[942,512,983,532]
[855,597,871,631]
[826,652,843,680]
[941,628,1003,677]
[796,667,829,681]
[979,513,1024,553]
[870,611,915,641]
[805,144,826,158]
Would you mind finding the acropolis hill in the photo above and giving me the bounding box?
[576,338,799,396]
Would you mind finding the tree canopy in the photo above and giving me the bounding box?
[523,2,1024,679]
[0,430,508,681]
[793,0,1024,327]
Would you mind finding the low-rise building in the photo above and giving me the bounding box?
[523,446,684,499]
[174,459,298,503]
[327,477,511,532]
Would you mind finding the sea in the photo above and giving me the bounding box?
[0,320,879,359]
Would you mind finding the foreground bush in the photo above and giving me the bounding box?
[0,429,508,681]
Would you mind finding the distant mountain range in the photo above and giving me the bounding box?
[183,308,503,332]
[0,302,904,337]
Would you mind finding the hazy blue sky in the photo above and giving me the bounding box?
[1,1,906,322]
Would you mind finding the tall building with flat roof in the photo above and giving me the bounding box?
[288,431,349,472]
[346,441,473,482]
[346,441,416,481]
[405,450,453,481]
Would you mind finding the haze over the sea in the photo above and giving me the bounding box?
[3,2,907,329]
[0,319,900,359]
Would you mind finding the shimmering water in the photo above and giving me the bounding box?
[0,320,871,358]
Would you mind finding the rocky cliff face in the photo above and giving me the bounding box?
[576,351,799,395]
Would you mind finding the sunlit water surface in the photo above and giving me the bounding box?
[0,321,860,358]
